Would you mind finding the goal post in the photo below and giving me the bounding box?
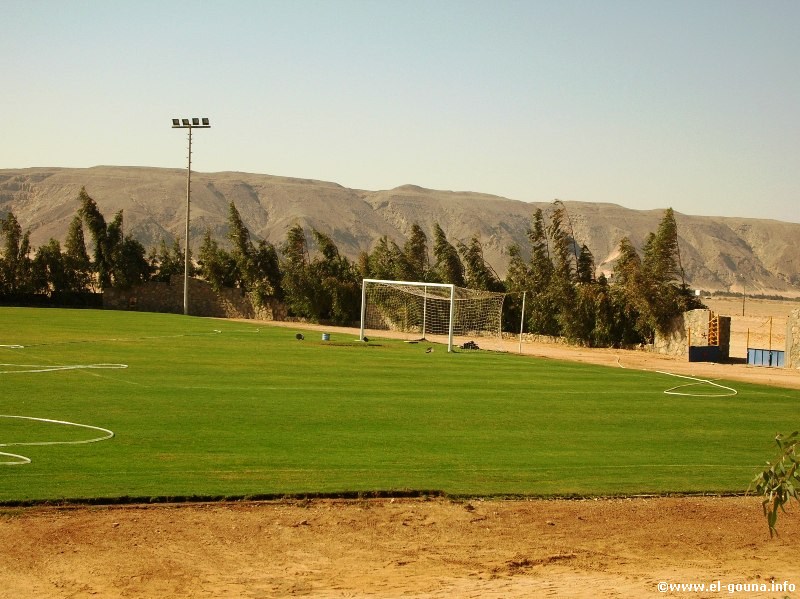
[359,278,505,352]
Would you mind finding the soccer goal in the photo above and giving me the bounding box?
[359,279,506,352]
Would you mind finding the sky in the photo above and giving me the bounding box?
[3,0,799,223]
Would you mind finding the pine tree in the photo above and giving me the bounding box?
[150,239,185,283]
[546,204,577,338]
[32,239,66,295]
[78,192,150,290]
[576,244,596,284]
[281,224,314,318]
[223,202,281,304]
[252,240,282,301]
[310,229,360,324]
[63,214,92,292]
[457,235,502,291]
[641,208,695,335]
[610,236,648,344]
[526,209,558,336]
[111,236,151,289]
[227,202,252,289]
[78,187,111,289]
[0,211,33,295]
[399,224,429,281]
[365,236,402,281]
[197,229,236,290]
[431,223,465,286]
[503,242,530,331]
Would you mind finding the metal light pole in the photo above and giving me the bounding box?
[171,117,210,315]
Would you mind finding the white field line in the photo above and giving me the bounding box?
[0,329,240,465]
[0,363,128,374]
[616,357,738,397]
[0,345,123,464]
[655,370,738,397]
[0,415,115,466]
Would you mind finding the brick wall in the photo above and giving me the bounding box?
[103,276,286,321]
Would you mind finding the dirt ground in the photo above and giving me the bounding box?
[2,298,798,598]
[1,497,799,598]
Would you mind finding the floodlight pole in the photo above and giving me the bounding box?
[171,118,211,315]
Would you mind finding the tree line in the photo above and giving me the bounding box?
[0,187,700,346]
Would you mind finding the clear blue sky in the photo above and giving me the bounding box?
[4,0,799,223]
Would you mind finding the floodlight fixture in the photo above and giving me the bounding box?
[170,117,212,315]
[172,117,211,129]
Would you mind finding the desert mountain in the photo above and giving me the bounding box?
[1,166,798,295]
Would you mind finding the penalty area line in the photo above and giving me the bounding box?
[616,357,737,397]
[655,370,738,397]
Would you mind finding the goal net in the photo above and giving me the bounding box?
[359,279,506,352]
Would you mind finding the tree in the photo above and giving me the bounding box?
[252,240,282,302]
[547,204,574,283]
[576,244,596,284]
[31,239,67,295]
[751,431,800,537]
[111,236,151,289]
[279,225,359,323]
[587,273,616,347]
[644,208,682,286]
[637,208,701,337]
[546,204,577,339]
[431,223,465,286]
[310,229,360,324]
[399,223,429,281]
[77,188,150,290]
[78,187,112,289]
[227,201,253,289]
[63,214,92,292]
[364,236,403,281]
[458,235,502,292]
[150,239,185,283]
[281,224,314,318]
[503,243,530,331]
[610,236,648,344]
[197,229,237,290]
[0,211,33,295]
[526,209,558,336]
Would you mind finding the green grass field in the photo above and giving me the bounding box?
[0,307,796,503]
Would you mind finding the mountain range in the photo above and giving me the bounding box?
[1,166,798,296]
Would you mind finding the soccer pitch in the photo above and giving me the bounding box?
[0,307,796,503]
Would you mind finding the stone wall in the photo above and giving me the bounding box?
[653,309,731,360]
[653,313,689,358]
[104,276,286,321]
[501,332,568,345]
[788,308,800,369]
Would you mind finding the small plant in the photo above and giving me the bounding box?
[750,431,800,537]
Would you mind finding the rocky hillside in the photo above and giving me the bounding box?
[1,166,798,295]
